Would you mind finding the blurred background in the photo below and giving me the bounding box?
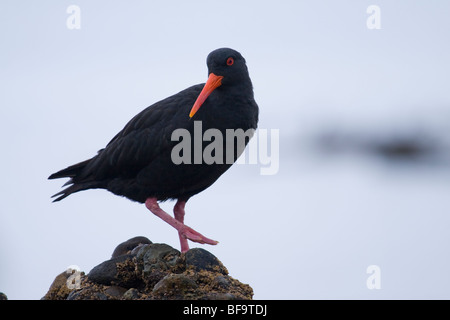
[1,0,449,299]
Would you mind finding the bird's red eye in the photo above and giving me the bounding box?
[226,57,234,66]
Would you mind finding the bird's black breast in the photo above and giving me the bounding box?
[61,79,259,203]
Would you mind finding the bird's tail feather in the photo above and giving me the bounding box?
[49,159,100,202]
[48,159,91,180]
[51,181,100,202]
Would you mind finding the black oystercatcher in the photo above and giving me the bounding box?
[49,48,259,252]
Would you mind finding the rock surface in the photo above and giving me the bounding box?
[42,237,253,300]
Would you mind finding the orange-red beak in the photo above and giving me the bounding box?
[189,73,223,118]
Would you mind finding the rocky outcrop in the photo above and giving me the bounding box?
[42,236,253,300]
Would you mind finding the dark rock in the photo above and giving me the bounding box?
[104,285,128,298]
[66,290,78,300]
[136,243,182,287]
[185,248,227,274]
[212,275,231,289]
[0,292,7,300]
[93,292,108,300]
[137,243,181,270]
[43,237,253,300]
[201,292,239,300]
[111,236,152,258]
[123,288,140,300]
[152,274,198,299]
[88,258,122,286]
[130,243,147,255]
[88,254,140,288]
[68,290,108,300]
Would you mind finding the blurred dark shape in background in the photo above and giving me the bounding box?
[312,124,450,166]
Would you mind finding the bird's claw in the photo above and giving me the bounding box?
[180,225,218,246]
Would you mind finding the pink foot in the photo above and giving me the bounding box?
[145,197,218,253]
[179,224,219,246]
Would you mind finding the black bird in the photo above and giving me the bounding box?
[49,48,259,252]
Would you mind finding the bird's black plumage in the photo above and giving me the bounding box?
[49,48,259,204]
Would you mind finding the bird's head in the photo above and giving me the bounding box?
[189,48,252,118]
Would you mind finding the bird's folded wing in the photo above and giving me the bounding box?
[78,88,200,182]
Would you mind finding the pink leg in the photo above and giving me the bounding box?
[145,198,218,252]
[173,199,189,253]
